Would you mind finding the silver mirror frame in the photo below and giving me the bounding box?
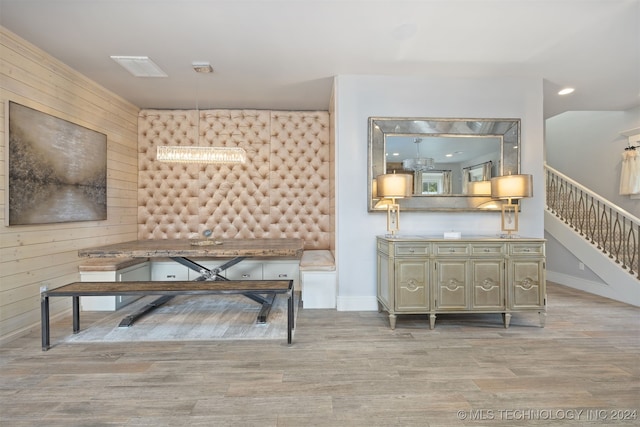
[368,117,521,212]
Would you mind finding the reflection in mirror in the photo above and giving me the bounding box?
[368,117,521,212]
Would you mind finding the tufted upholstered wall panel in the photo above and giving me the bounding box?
[138,109,331,250]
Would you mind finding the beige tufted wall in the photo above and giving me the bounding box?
[138,109,332,250]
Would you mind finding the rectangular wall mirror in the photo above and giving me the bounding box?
[368,117,521,211]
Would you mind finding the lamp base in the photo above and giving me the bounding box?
[500,202,519,236]
[497,232,520,239]
[386,201,400,235]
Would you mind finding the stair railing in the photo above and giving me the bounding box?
[545,164,639,280]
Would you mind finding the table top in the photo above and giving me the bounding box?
[78,238,304,259]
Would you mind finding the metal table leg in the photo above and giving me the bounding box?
[72,296,80,333]
[116,256,277,327]
[245,292,276,323]
[118,295,174,327]
[173,256,277,323]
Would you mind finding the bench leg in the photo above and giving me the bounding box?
[73,296,80,333]
[287,291,293,344]
[41,295,50,351]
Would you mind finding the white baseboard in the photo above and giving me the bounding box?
[336,295,378,311]
[547,271,639,306]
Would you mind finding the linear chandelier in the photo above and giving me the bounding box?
[403,138,434,172]
[156,145,247,164]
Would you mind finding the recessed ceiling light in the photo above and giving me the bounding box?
[445,153,453,158]
[558,87,575,95]
[392,152,400,156]
[192,62,213,73]
[110,56,167,77]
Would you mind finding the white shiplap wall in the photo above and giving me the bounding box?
[0,27,140,344]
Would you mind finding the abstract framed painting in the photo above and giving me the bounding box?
[6,101,107,225]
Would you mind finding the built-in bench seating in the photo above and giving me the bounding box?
[78,257,151,311]
[299,250,336,309]
[78,257,149,272]
[41,279,295,350]
[79,250,338,309]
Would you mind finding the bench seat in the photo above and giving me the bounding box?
[78,257,149,272]
[41,280,294,350]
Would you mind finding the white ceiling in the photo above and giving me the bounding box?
[1,0,639,118]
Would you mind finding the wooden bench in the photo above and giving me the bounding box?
[41,280,294,350]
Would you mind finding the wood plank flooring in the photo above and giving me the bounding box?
[1,283,638,426]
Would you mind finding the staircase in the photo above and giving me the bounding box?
[545,164,639,306]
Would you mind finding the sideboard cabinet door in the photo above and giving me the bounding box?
[395,260,429,311]
[471,259,505,310]
[509,259,545,308]
[434,260,467,310]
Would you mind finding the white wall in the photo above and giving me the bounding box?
[333,75,545,310]
[545,107,640,215]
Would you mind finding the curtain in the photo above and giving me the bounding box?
[442,171,452,194]
[413,171,421,194]
[461,167,470,194]
[620,149,640,195]
[482,161,493,180]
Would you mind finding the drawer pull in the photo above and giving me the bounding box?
[449,248,456,253]
[483,248,490,252]
[278,274,288,278]
[523,248,531,252]
[167,275,176,278]
[242,274,251,278]
[409,248,415,253]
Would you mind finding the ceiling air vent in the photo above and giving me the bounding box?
[110,56,168,77]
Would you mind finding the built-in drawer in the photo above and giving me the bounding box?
[470,243,506,256]
[434,243,469,256]
[263,261,299,283]
[226,261,263,280]
[509,242,545,256]
[395,243,430,256]
[152,261,190,281]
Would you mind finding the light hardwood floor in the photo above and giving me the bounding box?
[1,283,638,426]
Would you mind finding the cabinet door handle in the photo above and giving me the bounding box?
[278,274,288,278]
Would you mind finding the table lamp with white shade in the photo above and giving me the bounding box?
[376,173,412,235]
[490,174,533,237]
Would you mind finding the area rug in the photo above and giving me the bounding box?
[65,293,297,343]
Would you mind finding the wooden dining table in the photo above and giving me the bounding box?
[78,238,304,325]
